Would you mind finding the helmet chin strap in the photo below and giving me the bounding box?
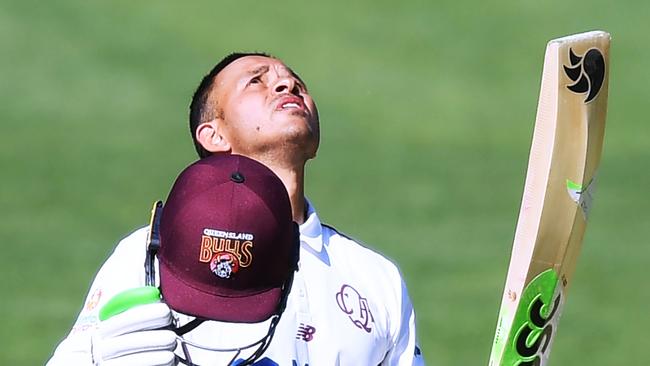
[172,272,293,366]
[173,314,281,366]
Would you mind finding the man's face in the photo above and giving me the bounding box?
[210,55,320,162]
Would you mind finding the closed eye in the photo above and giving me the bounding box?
[295,80,307,93]
[247,75,263,86]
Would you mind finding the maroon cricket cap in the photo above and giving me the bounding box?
[158,154,299,323]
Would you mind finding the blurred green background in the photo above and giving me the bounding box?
[1,0,648,364]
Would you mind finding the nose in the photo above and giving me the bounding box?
[273,77,300,96]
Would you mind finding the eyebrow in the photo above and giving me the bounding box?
[246,65,270,76]
[244,64,307,87]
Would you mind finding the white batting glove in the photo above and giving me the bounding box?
[92,302,178,366]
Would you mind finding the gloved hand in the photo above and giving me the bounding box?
[91,289,178,366]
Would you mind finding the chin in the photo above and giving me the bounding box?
[290,117,319,139]
[273,126,319,162]
[281,113,318,137]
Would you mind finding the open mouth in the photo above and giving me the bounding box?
[276,96,305,111]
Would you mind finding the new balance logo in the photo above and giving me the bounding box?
[296,323,316,342]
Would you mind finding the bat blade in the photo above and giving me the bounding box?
[488,30,610,366]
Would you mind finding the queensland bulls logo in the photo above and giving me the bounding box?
[209,252,240,279]
[200,228,254,279]
[563,47,605,103]
[336,284,374,333]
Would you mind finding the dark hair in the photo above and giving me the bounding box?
[189,52,271,158]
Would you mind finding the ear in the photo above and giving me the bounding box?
[196,120,231,154]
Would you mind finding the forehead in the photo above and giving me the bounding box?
[215,55,298,85]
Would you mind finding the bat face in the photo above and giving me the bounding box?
[489,31,610,366]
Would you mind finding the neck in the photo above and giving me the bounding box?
[257,160,307,224]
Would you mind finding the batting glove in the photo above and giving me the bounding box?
[92,301,178,366]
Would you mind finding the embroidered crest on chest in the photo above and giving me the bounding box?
[335,284,375,333]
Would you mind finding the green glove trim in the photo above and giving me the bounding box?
[99,286,161,321]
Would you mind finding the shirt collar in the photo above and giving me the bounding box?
[299,198,324,253]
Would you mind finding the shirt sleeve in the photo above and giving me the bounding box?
[381,276,426,366]
[45,227,149,366]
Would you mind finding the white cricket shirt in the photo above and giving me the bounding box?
[47,202,424,365]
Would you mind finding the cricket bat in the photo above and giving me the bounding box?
[488,30,610,366]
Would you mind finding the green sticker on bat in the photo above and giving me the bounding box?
[501,269,563,365]
[566,178,596,220]
[566,179,583,197]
